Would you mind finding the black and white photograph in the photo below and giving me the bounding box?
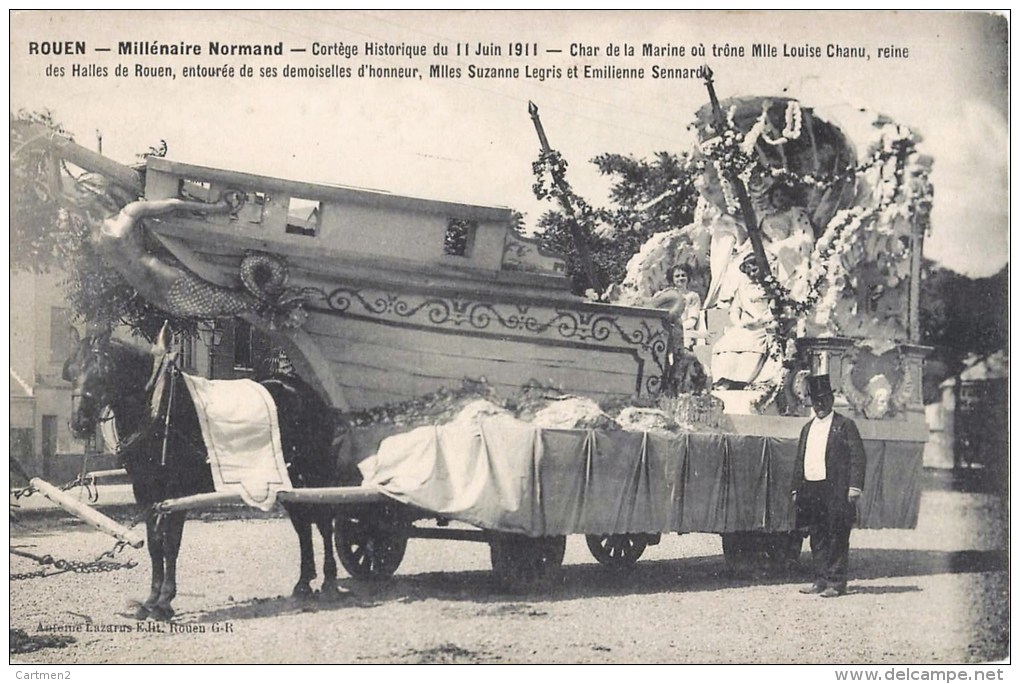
[8,10,1010,673]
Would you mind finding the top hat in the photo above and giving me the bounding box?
[806,374,834,399]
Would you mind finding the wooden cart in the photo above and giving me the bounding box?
[151,419,924,590]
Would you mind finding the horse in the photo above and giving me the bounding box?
[63,329,344,620]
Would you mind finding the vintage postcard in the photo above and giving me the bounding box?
[8,10,1009,674]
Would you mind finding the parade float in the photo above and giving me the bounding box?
[13,69,932,586]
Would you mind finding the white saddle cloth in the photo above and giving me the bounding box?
[181,374,290,511]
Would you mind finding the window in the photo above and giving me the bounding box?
[444,218,475,257]
[178,332,197,373]
[242,191,269,225]
[286,198,321,237]
[232,320,254,371]
[49,307,73,363]
[177,178,213,202]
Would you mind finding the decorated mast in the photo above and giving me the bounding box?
[700,65,776,300]
[528,101,604,296]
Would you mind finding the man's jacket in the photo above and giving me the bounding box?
[791,411,867,523]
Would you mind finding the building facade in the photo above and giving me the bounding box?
[11,270,84,483]
[9,269,271,485]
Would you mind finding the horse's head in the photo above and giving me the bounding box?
[63,328,116,439]
[63,326,164,439]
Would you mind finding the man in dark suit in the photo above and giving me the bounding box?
[791,374,867,597]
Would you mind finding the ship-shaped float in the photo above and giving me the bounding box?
[17,83,932,444]
[14,76,934,566]
[138,155,671,411]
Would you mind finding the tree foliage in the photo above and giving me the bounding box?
[532,150,699,295]
[10,111,192,340]
[10,110,72,273]
[919,258,1008,400]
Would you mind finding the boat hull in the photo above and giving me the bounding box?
[140,158,671,410]
[300,285,668,409]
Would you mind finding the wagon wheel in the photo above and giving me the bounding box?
[334,510,408,580]
[585,534,648,568]
[721,532,756,570]
[722,532,804,572]
[489,533,566,591]
[761,531,804,568]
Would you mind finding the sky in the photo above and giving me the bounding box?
[9,10,1010,277]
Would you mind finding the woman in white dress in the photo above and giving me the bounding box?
[710,253,782,389]
[650,264,704,393]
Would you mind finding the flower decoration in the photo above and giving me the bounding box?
[690,99,932,403]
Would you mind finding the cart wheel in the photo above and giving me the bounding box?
[722,532,803,571]
[762,531,804,567]
[335,512,408,580]
[721,532,754,569]
[586,534,648,568]
[489,533,566,591]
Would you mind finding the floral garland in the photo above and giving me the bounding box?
[696,112,929,214]
[762,205,870,317]
[740,100,803,152]
[532,148,614,296]
[813,122,931,341]
[693,103,933,390]
[694,126,756,217]
[532,149,607,226]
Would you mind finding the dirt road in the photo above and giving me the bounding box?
[9,484,1008,664]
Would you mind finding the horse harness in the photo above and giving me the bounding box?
[11,345,198,581]
[109,352,204,467]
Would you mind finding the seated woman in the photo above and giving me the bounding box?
[650,264,703,351]
[710,253,782,390]
[650,264,705,394]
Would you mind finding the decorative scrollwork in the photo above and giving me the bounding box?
[891,354,917,414]
[784,368,811,414]
[240,252,289,300]
[553,312,579,338]
[467,302,494,328]
[587,315,615,343]
[839,345,917,420]
[391,295,418,317]
[839,346,870,416]
[237,252,311,329]
[326,289,353,312]
[320,287,669,360]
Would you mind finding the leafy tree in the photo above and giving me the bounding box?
[593,151,697,230]
[919,258,1008,401]
[10,110,72,272]
[10,111,193,340]
[532,150,699,295]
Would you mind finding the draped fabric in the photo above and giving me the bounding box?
[360,420,922,536]
[181,374,289,511]
[856,439,925,529]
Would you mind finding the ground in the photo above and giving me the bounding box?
[8,479,1009,665]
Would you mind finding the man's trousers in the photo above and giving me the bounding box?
[796,481,854,591]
